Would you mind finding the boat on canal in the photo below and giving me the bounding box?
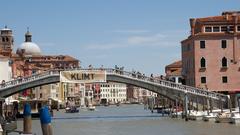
[87,104,96,111]
[65,106,79,113]
[65,96,80,113]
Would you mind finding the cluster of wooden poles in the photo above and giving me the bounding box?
[147,94,239,121]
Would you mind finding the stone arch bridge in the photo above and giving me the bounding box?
[0,68,228,110]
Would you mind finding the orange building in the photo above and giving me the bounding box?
[181,11,240,104]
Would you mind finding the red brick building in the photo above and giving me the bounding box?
[181,11,240,103]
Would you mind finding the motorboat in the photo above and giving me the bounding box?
[65,106,79,113]
[88,104,96,111]
[215,113,231,123]
[116,102,121,106]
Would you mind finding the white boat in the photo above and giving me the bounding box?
[215,113,231,123]
[88,104,96,111]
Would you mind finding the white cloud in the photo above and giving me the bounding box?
[85,30,184,50]
[113,29,149,34]
[89,54,108,59]
[127,34,166,44]
[86,43,123,50]
[38,42,56,47]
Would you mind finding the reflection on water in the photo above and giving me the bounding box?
[9,104,240,135]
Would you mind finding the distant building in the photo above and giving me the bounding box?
[0,27,80,102]
[126,85,157,103]
[100,82,127,104]
[84,83,94,105]
[0,26,13,57]
[93,83,101,104]
[181,11,240,106]
[165,60,183,84]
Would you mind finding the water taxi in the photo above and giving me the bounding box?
[65,96,80,113]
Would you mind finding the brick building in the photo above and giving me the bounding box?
[181,11,240,105]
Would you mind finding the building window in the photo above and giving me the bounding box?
[187,44,191,51]
[222,57,227,67]
[171,77,176,83]
[221,26,227,32]
[200,41,205,49]
[228,26,234,32]
[221,40,227,48]
[201,77,206,84]
[40,93,42,98]
[178,78,182,83]
[200,57,206,68]
[238,26,240,32]
[205,27,212,32]
[213,26,220,32]
[222,76,228,83]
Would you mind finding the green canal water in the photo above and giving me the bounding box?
[9,104,240,135]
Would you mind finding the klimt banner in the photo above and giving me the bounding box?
[60,70,106,83]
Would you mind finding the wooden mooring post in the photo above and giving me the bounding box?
[184,93,189,121]
[40,106,53,135]
[23,103,32,134]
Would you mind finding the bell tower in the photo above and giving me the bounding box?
[25,27,32,42]
[0,26,14,57]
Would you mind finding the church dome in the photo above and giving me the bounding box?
[16,29,41,56]
[19,42,41,55]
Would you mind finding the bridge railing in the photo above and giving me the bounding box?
[0,68,227,101]
[105,68,227,100]
[0,70,60,90]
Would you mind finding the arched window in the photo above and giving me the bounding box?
[2,37,5,42]
[222,57,227,67]
[200,57,206,68]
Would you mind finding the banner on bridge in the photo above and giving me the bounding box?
[60,70,107,83]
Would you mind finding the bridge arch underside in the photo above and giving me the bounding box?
[0,76,60,98]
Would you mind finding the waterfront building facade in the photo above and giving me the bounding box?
[126,85,157,103]
[181,11,240,106]
[100,82,127,104]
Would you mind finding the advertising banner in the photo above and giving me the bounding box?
[60,70,106,83]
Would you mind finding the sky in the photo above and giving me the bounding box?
[0,0,240,75]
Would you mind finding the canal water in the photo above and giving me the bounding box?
[10,104,240,135]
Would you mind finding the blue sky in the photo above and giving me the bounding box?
[0,0,240,75]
